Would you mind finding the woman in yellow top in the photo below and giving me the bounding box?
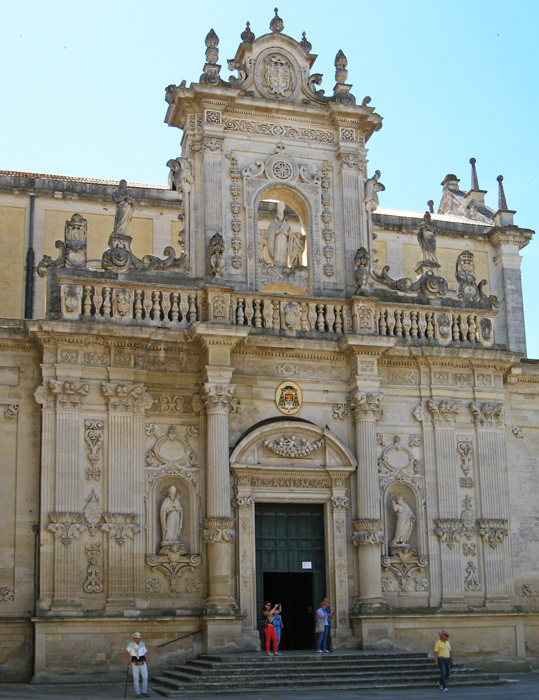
[434,630,452,692]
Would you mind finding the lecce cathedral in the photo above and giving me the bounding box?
[0,10,538,681]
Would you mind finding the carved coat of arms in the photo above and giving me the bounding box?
[275,381,302,415]
[262,54,293,97]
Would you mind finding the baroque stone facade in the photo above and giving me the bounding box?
[0,10,538,681]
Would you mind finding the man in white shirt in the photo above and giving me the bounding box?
[124,632,149,697]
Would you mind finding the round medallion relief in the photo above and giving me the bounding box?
[272,161,293,180]
[254,49,301,102]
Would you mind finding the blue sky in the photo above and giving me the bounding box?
[1,1,538,355]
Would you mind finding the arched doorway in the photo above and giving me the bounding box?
[230,420,356,648]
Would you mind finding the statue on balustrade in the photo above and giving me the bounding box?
[112,179,134,235]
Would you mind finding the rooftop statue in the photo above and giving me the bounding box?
[417,212,438,265]
[112,179,134,235]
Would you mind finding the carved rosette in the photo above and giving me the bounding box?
[47,513,86,545]
[102,383,154,413]
[434,518,463,549]
[203,517,235,543]
[477,518,508,549]
[202,383,236,414]
[101,514,140,545]
[352,519,383,546]
[348,391,384,422]
[49,380,89,409]
[470,402,506,429]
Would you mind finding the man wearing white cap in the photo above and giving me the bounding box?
[124,631,149,697]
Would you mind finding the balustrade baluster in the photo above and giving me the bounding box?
[93,287,103,318]
[188,294,197,323]
[237,298,245,325]
[468,314,477,342]
[452,314,460,341]
[102,287,112,318]
[83,286,92,317]
[334,305,342,334]
[272,301,281,329]
[245,298,254,327]
[308,303,317,331]
[395,310,403,337]
[387,310,396,336]
[171,292,180,323]
[426,312,434,340]
[161,292,172,322]
[402,310,412,338]
[134,289,143,320]
[316,304,325,332]
[152,291,161,321]
[142,291,152,320]
[253,299,262,328]
[179,293,189,322]
[379,309,387,336]
[460,314,468,342]
[326,304,335,332]
[263,299,273,328]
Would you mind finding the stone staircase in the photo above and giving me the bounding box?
[151,651,511,696]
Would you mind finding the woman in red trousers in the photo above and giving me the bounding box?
[262,601,281,656]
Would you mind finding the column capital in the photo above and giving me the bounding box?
[470,401,507,429]
[352,519,383,546]
[348,391,384,422]
[101,382,154,413]
[203,517,235,543]
[202,383,238,414]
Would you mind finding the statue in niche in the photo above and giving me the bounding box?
[417,212,438,265]
[390,495,416,550]
[112,179,135,235]
[267,201,292,266]
[160,486,184,548]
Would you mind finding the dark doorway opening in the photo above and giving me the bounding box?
[255,503,326,650]
[263,571,315,650]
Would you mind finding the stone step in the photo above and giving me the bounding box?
[151,676,508,697]
[197,651,428,663]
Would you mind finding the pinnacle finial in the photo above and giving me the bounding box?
[427,200,434,213]
[241,21,255,45]
[205,29,219,49]
[335,50,348,84]
[470,157,480,190]
[300,31,312,53]
[270,8,284,33]
[497,175,508,211]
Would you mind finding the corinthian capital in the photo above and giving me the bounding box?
[347,391,384,422]
[470,402,506,429]
[426,399,460,427]
[202,383,236,412]
[101,383,154,413]
[49,380,89,409]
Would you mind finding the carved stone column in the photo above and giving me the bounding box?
[349,390,386,611]
[425,399,466,609]
[102,382,151,608]
[472,401,512,608]
[202,382,236,613]
[43,380,89,610]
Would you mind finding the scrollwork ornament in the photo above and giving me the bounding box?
[0,586,15,601]
[381,546,428,594]
[84,419,104,480]
[83,544,103,594]
[464,560,480,592]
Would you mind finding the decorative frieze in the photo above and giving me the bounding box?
[203,517,235,543]
[223,117,333,143]
[263,435,324,458]
[477,518,508,549]
[352,519,383,546]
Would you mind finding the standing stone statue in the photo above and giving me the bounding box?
[417,212,438,265]
[160,486,183,547]
[289,228,306,267]
[364,170,385,218]
[267,201,292,266]
[112,179,134,235]
[390,495,415,549]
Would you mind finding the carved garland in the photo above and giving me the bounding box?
[321,161,334,277]
[226,151,243,269]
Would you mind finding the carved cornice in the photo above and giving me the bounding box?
[348,391,384,422]
[477,518,508,548]
[202,383,236,413]
[352,518,383,546]
[203,517,235,543]
[470,402,506,429]
[101,383,154,413]
[434,518,463,549]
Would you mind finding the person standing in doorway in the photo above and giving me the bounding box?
[273,604,284,651]
[434,629,453,692]
[315,601,332,653]
[262,601,281,656]
[323,597,334,652]
[124,632,149,697]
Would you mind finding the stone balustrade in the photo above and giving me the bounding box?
[58,279,496,348]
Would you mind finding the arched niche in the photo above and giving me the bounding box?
[251,182,318,296]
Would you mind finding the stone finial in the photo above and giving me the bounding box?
[37,212,88,277]
[497,175,508,211]
[470,158,480,191]
[300,31,312,53]
[270,8,284,33]
[334,50,348,83]
[241,21,255,45]
[201,29,222,85]
[427,200,434,213]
